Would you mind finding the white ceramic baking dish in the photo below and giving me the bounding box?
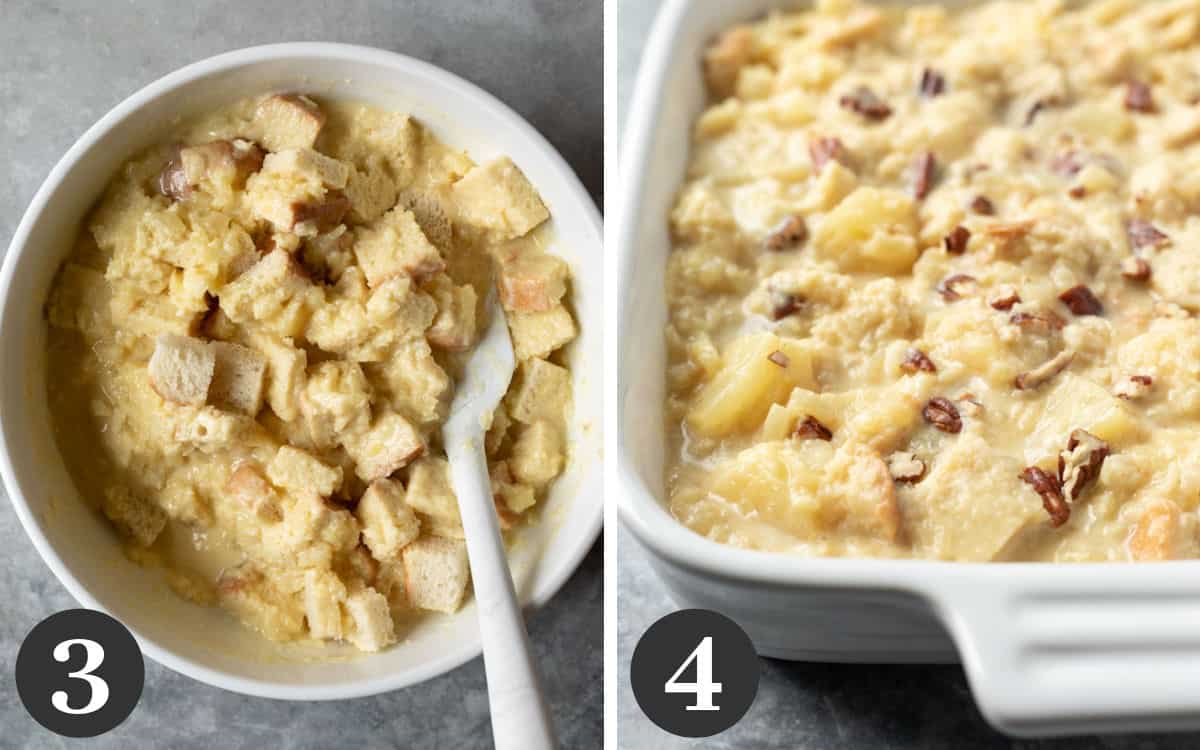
[617,0,1200,737]
[0,43,602,700]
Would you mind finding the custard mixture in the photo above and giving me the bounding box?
[666,0,1200,561]
[46,93,575,651]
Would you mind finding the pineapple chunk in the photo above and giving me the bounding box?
[812,187,918,274]
[1027,374,1144,464]
[687,333,818,438]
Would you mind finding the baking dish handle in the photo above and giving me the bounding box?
[933,573,1200,736]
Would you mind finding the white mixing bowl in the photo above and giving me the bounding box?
[0,43,603,700]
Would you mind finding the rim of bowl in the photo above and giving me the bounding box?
[0,41,602,700]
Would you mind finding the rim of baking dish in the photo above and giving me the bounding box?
[0,42,602,701]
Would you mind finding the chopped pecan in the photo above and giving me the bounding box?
[1057,429,1110,502]
[936,274,978,301]
[794,415,833,441]
[1020,466,1069,527]
[911,152,937,200]
[1068,185,1087,200]
[158,145,190,201]
[918,68,946,98]
[1058,285,1104,316]
[887,452,927,483]
[1014,350,1074,390]
[901,348,937,374]
[1010,310,1066,334]
[970,195,995,215]
[1114,374,1153,400]
[839,87,892,120]
[809,136,845,173]
[764,215,808,251]
[1127,219,1168,250]
[943,225,971,255]
[768,290,803,320]
[767,350,790,368]
[1121,256,1151,281]
[989,288,1022,311]
[922,397,962,434]
[1124,79,1155,113]
[1049,150,1083,177]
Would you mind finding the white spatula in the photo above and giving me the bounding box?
[443,290,556,750]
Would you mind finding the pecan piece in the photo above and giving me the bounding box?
[901,348,937,374]
[1121,256,1152,281]
[1058,285,1103,316]
[1114,374,1153,400]
[943,225,971,255]
[1068,185,1087,200]
[989,288,1022,311]
[918,68,946,98]
[1127,219,1168,251]
[1049,150,1083,177]
[922,397,962,434]
[794,415,833,441]
[936,274,977,301]
[1020,466,1069,527]
[1014,350,1074,391]
[1057,429,1110,502]
[1124,79,1155,113]
[768,290,803,321]
[809,136,845,173]
[970,195,995,215]
[1010,310,1066,334]
[158,145,190,201]
[764,215,808,251]
[767,350,790,368]
[887,452,927,484]
[911,151,937,200]
[839,87,892,120]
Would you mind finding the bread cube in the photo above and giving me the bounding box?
[245,149,351,236]
[402,536,470,613]
[148,334,215,405]
[402,188,454,248]
[220,250,323,338]
[173,407,248,452]
[166,139,264,202]
[356,478,421,561]
[506,358,571,425]
[813,187,918,274]
[344,588,396,651]
[508,305,576,361]
[425,274,477,351]
[363,340,450,425]
[224,463,282,523]
[302,569,347,641]
[491,461,537,515]
[704,26,754,99]
[247,333,307,422]
[344,156,399,224]
[687,333,818,438]
[160,475,212,525]
[352,206,445,287]
[102,485,167,547]
[821,442,901,543]
[269,492,361,557]
[449,157,549,240]
[405,457,463,538]
[252,94,326,152]
[47,263,111,337]
[263,148,350,189]
[300,225,355,283]
[267,445,343,497]
[209,341,266,415]
[508,420,564,488]
[299,361,372,449]
[343,410,425,482]
[497,251,569,313]
[306,275,436,362]
[1128,499,1197,560]
[217,565,306,642]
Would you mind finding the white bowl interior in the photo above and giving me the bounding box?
[0,45,602,699]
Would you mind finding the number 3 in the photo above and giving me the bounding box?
[50,639,109,715]
[664,636,723,712]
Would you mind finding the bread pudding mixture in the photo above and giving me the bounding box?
[47,93,575,650]
[665,0,1200,561]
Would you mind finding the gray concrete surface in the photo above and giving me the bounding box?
[0,2,600,748]
[616,1,1200,748]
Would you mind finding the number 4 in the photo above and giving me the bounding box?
[664,636,722,711]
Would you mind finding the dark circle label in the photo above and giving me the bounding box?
[16,609,144,737]
[630,608,760,738]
